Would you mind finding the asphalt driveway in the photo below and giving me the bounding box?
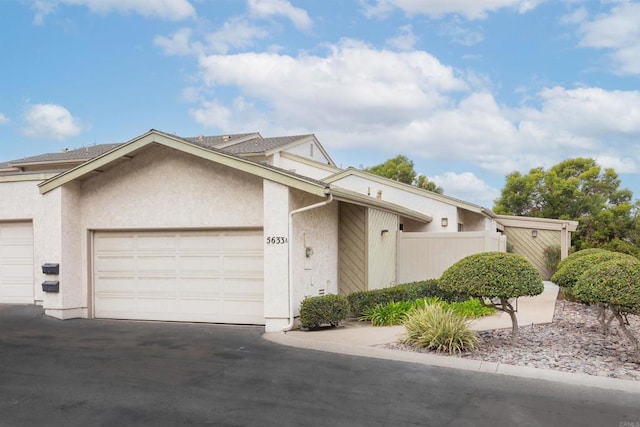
[1,304,639,426]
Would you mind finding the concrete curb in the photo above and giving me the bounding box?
[263,331,640,395]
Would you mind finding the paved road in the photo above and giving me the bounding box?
[0,305,638,426]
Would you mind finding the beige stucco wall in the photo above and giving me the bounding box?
[289,189,339,312]
[79,145,264,229]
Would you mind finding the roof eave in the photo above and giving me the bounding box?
[38,129,328,197]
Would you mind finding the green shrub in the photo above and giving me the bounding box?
[299,294,350,329]
[573,256,640,309]
[449,298,495,318]
[347,280,466,317]
[360,297,494,327]
[601,239,640,259]
[573,256,640,356]
[360,300,414,326]
[543,245,562,272]
[551,250,630,289]
[554,248,609,274]
[402,305,478,354]
[439,251,543,342]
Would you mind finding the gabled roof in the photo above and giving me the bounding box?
[183,133,260,149]
[38,129,329,197]
[324,167,496,218]
[224,135,311,155]
[9,143,122,165]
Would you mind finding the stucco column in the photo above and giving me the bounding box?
[41,184,84,320]
[263,180,290,332]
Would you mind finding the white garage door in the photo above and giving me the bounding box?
[94,230,264,324]
[0,222,34,304]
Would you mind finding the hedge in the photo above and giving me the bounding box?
[346,280,467,317]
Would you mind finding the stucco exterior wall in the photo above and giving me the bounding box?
[330,175,457,232]
[263,180,290,331]
[79,145,264,229]
[289,189,339,316]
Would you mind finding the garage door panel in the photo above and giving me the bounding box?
[95,256,137,273]
[179,234,223,251]
[137,255,178,271]
[94,230,264,324]
[0,222,34,304]
[179,255,223,272]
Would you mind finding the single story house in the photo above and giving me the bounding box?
[0,129,576,331]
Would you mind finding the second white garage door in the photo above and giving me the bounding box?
[94,230,264,324]
[0,222,34,304]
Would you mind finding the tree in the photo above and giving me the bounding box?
[493,158,635,249]
[439,252,544,343]
[366,155,444,194]
[573,256,640,360]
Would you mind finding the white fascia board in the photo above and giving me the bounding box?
[330,187,432,223]
[325,168,493,216]
[38,130,328,197]
[279,152,342,173]
[265,135,336,167]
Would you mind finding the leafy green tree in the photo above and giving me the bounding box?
[416,175,444,194]
[494,158,636,249]
[366,155,444,194]
[439,252,543,343]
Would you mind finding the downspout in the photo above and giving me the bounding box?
[283,192,334,331]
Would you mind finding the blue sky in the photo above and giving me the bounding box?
[1,0,639,208]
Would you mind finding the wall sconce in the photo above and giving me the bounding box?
[531,230,538,238]
[305,247,314,258]
[441,218,448,227]
[381,229,389,237]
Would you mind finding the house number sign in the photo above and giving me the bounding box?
[266,236,288,244]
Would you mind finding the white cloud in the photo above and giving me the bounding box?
[0,113,8,125]
[431,171,500,207]
[576,2,640,75]
[385,25,417,51]
[206,17,270,54]
[33,0,195,23]
[153,28,203,56]
[248,0,312,30]
[185,40,640,185]
[22,104,82,140]
[362,0,544,20]
[195,39,466,132]
[438,18,484,46]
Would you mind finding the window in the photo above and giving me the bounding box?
[458,223,464,232]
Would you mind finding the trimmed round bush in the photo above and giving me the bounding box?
[299,294,349,329]
[554,248,609,274]
[402,305,478,354]
[551,250,633,289]
[573,256,640,309]
[439,252,543,299]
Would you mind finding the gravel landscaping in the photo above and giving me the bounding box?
[389,299,640,381]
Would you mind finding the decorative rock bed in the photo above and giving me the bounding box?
[388,299,640,381]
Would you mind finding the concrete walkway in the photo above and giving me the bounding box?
[264,282,640,394]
